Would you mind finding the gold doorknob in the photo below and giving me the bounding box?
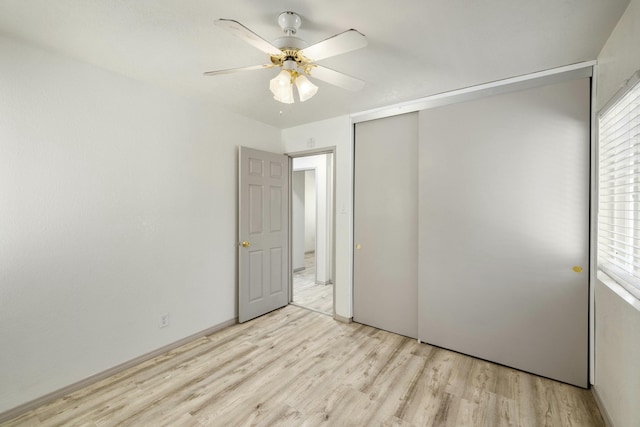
[241,241,250,248]
[355,244,362,250]
[572,266,583,273]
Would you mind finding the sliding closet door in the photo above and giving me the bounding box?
[418,78,590,387]
[354,113,418,338]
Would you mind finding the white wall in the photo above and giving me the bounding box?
[326,153,334,281]
[292,171,305,271]
[0,35,281,414]
[594,1,640,426]
[283,117,351,317]
[304,170,316,253]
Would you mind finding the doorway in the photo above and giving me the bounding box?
[290,152,334,315]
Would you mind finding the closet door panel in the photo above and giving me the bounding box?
[354,113,418,338]
[418,78,590,387]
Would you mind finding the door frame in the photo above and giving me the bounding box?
[287,148,337,317]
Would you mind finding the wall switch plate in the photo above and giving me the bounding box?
[160,313,170,328]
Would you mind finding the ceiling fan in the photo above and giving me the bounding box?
[204,12,368,104]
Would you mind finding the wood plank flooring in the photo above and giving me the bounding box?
[2,305,604,426]
[292,253,333,315]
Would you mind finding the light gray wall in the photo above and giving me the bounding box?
[0,35,281,414]
[594,1,640,425]
[597,0,640,111]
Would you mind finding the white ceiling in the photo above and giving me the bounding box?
[0,0,630,129]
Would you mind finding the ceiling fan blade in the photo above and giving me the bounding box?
[301,29,367,61]
[215,19,282,56]
[203,64,276,76]
[309,65,365,91]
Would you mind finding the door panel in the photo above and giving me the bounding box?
[418,78,590,387]
[239,147,289,323]
[353,112,418,339]
[249,185,263,233]
[270,248,283,294]
[249,252,263,301]
[270,187,282,231]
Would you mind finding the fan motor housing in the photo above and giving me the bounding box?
[273,36,308,50]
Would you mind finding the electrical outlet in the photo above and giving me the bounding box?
[160,313,170,328]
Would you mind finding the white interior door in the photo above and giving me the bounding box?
[418,78,590,387]
[238,147,289,323]
[353,113,418,338]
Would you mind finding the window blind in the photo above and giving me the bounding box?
[598,71,640,300]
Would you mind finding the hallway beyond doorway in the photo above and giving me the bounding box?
[292,252,332,315]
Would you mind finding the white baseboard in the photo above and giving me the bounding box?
[0,317,237,424]
[592,385,615,427]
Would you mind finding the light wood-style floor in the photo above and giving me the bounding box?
[292,253,333,315]
[3,305,604,427]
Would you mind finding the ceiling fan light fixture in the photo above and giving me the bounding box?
[295,74,318,102]
[207,13,368,105]
[269,69,294,104]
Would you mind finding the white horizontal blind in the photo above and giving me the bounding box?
[598,72,640,300]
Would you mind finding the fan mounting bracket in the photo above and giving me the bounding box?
[278,12,302,36]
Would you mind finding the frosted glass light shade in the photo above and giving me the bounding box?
[294,74,318,102]
[269,70,294,104]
